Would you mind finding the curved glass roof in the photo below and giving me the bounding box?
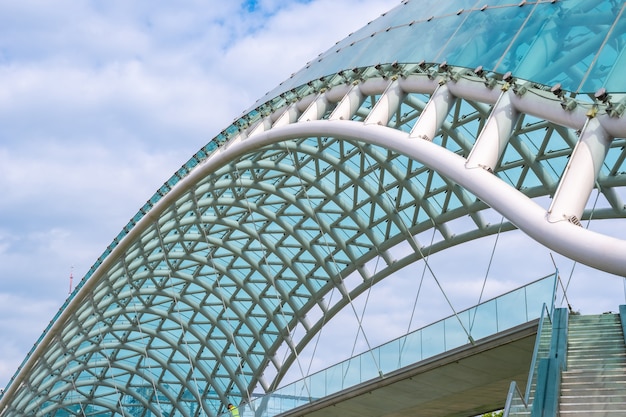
[258,0,626,106]
[2,1,626,416]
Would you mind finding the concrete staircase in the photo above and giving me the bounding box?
[559,313,626,416]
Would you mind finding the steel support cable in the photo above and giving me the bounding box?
[469,216,505,334]
[342,254,382,384]
[121,258,166,416]
[231,164,304,403]
[560,184,603,309]
[388,198,476,345]
[352,141,439,369]
[153,221,208,417]
[282,143,384,384]
[281,284,341,401]
[401,224,437,364]
[190,192,253,413]
[355,141,476,346]
[330,141,405,382]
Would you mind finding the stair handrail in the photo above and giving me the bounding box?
[525,302,552,403]
[503,302,552,417]
[503,380,527,416]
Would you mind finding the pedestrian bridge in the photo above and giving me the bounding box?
[224,274,556,417]
[4,3,626,416]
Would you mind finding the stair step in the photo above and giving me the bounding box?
[568,336,624,341]
[561,394,626,406]
[566,362,626,371]
[561,387,626,396]
[554,312,626,416]
[568,349,625,355]
[567,357,626,361]
[562,373,626,383]
[568,331,624,343]
[567,360,626,367]
[559,407,626,417]
[568,335,624,341]
[568,335,624,342]
[568,342,626,349]
[569,313,619,321]
[563,378,626,384]
[561,403,626,411]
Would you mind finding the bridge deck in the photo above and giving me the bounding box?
[280,320,538,417]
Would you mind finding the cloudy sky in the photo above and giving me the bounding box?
[0,0,404,389]
[1,0,625,392]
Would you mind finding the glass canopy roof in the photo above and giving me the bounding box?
[257,0,626,107]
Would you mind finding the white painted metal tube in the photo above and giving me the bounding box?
[548,117,612,223]
[409,83,455,140]
[298,92,330,122]
[364,79,404,126]
[272,103,300,128]
[329,83,364,121]
[466,89,519,171]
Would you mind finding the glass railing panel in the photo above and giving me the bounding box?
[339,356,362,391]
[378,337,401,375]
[467,300,498,340]
[496,289,529,330]
[421,319,446,359]
[444,312,473,350]
[323,362,343,396]
[398,329,422,368]
[238,274,557,417]
[525,275,557,317]
[304,375,317,402]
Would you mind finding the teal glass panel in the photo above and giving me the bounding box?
[323,363,343,396]
[496,290,528,330]
[326,359,351,392]
[444,313,471,350]
[307,370,325,399]
[398,329,422,368]
[468,301,498,340]
[391,20,455,66]
[378,338,400,375]
[408,0,484,19]
[505,3,580,90]
[340,356,361,389]
[439,6,533,70]
[421,320,446,358]
[524,273,557,314]
[583,3,626,92]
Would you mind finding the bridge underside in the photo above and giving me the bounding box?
[282,321,538,417]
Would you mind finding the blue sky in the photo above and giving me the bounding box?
[1,0,625,392]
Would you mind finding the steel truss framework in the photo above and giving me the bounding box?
[1,61,625,417]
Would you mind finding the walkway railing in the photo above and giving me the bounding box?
[229,273,557,417]
[503,303,553,416]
